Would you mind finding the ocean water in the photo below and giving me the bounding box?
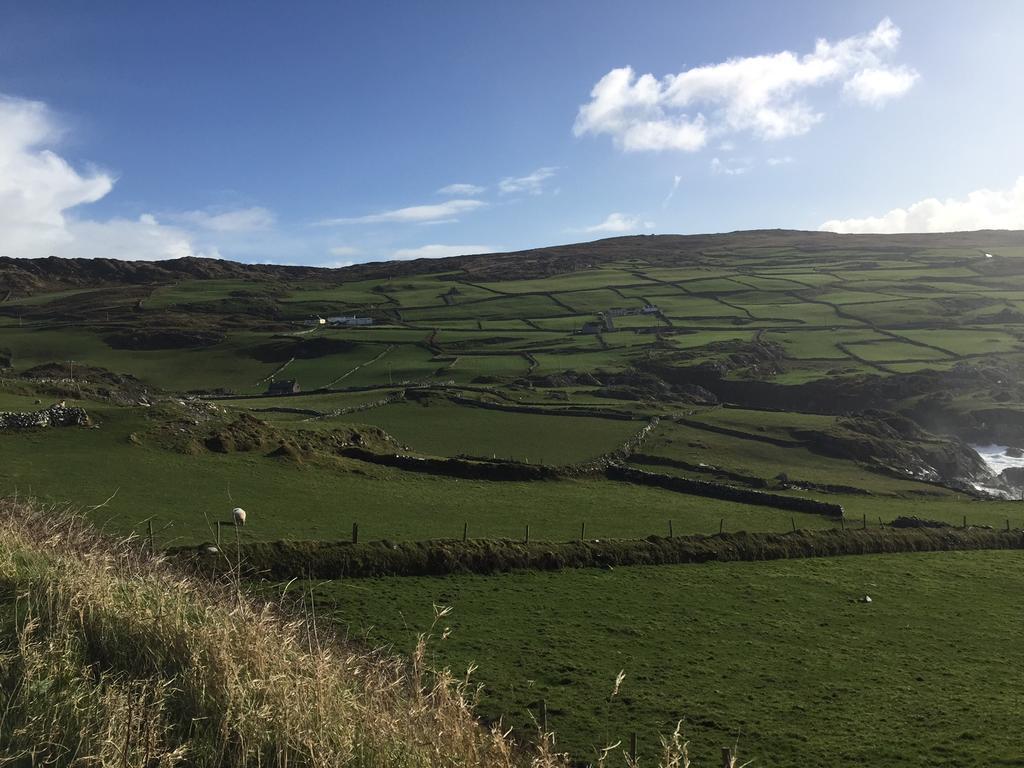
[972,444,1024,476]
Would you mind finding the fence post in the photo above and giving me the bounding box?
[525,524,530,544]
[791,516,796,532]
[840,517,845,531]
[879,516,884,528]
[581,521,586,541]
[147,519,155,555]
[217,521,223,548]
[668,519,673,538]
[463,522,468,542]
[719,518,724,534]
[963,515,967,529]
[862,513,867,529]
[1008,518,1011,532]
[541,699,548,734]
[352,522,359,544]
[721,747,733,768]
[629,731,638,764]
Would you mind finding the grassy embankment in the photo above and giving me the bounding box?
[0,499,571,767]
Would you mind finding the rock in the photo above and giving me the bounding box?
[999,467,1024,486]
[1005,447,1024,458]
[859,595,872,603]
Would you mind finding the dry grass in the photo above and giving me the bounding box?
[0,497,566,768]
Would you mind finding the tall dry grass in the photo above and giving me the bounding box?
[0,498,565,767]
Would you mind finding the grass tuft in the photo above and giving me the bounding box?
[0,498,563,767]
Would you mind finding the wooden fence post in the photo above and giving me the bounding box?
[216,521,223,548]
[862,513,867,529]
[840,517,845,531]
[463,522,468,542]
[721,746,733,768]
[791,516,796,532]
[541,699,548,734]
[352,522,359,544]
[581,521,586,541]
[668,519,673,538]
[629,731,638,764]
[147,519,155,555]
[525,524,530,544]
[719,518,724,534]
[963,515,967,529]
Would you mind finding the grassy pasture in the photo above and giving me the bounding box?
[556,290,645,314]
[477,269,649,294]
[844,340,953,363]
[341,399,640,462]
[313,551,1024,767]
[145,279,279,309]
[641,419,960,498]
[0,405,834,544]
[897,329,1021,356]
[767,329,883,360]
[279,279,389,305]
[0,326,277,392]
[402,295,566,321]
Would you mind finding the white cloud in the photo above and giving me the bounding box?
[574,18,917,152]
[820,177,1024,233]
[391,244,495,260]
[710,157,750,176]
[328,245,360,257]
[843,66,918,107]
[0,94,214,260]
[171,206,274,232]
[498,167,558,195]
[319,198,485,225]
[437,182,485,196]
[61,214,217,260]
[585,212,654,234]
[766,156,795,166]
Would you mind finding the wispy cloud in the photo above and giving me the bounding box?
[710,157,750,176]
[392,244,495,260]
[318,198,486,225]
[170,206,275,232]
[574,18,917,152]
[328,245,360,257]
[498,167,558,195]
[585,212,654,234]
[766,156,795,166]
[663,175,682,207]
[821,177,1024,233]
[437,182,485,196]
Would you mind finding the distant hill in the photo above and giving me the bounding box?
[5,229,1024,293]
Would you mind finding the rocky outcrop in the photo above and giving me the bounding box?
[793,411,994,489]
[0,404,90,429]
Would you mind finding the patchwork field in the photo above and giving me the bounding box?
[4,230,1024,765]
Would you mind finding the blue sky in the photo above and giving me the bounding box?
[2,1,1023,265]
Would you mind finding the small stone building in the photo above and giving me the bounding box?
[266,379,300,395]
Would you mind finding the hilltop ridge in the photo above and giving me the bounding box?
[5,229,1024,293]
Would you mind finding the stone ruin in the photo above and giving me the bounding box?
[0,404,91,430]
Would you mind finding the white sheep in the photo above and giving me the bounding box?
[233,507,247,526]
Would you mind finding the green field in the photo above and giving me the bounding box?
[308,551,1024,767]
[6,230,1024,766]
